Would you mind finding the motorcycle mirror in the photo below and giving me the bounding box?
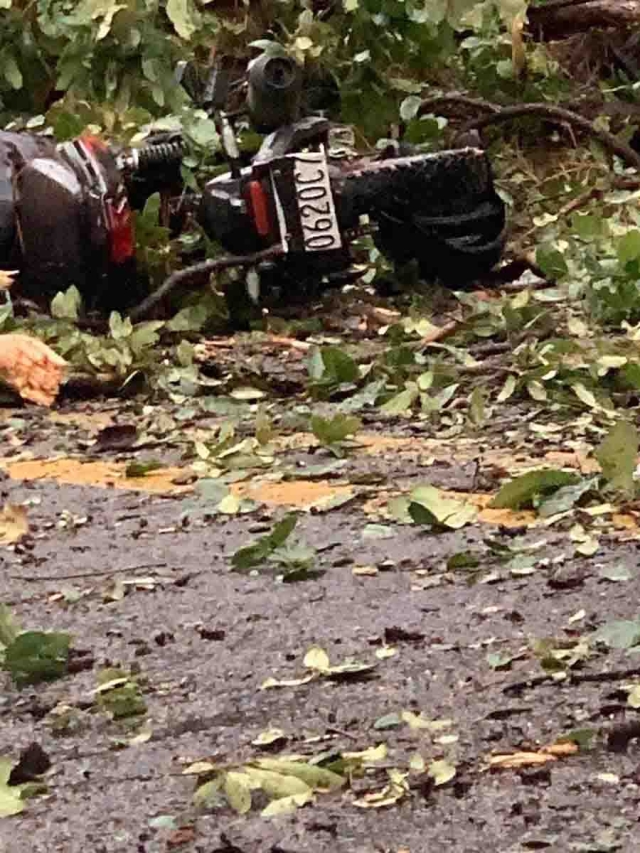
[246,53,302,133]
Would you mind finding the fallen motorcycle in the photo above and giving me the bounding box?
[0,52,507,318]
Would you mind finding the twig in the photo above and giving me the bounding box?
[418,94,500,119]
[458,103,640,172]
[420,319,462,346]
[469,341,512,357]
[326,726,359,741]
[419,95,640,171]
[10,561,169,582]
[555,186,602,218]
[504,664,640,695]
[128,246,284,322]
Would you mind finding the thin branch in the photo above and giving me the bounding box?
[128,246,284,322]
[419,95,640,172]
[459,103,640,172]
[10,561,169,582]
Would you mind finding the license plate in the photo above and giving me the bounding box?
[292,149,341,252]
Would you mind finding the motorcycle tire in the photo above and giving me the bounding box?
[333,148,506,287]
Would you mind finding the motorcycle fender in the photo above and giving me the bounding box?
[15,158,91,299]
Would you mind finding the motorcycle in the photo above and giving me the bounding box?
[0,52,507,318]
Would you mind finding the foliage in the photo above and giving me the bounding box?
[0,605,71,687]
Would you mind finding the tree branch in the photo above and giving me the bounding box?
[420,95,640,171]
[527,0,640,42]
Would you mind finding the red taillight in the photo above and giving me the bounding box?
[246,180,271,237]
[105,198,135,265]
[79,134,107,153]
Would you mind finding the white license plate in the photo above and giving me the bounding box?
[292,149,342,252]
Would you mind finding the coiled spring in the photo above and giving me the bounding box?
[136,140,185,169]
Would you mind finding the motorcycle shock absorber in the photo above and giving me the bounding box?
[117,140,185,174]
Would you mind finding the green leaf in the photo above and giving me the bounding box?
[3,631,70,686]
[261,790,313,817]
[428,759,456,786]
[596,421,639,496]
[129,321,164,355]
[51,286,82,321]
[486,651,513,670]
[447,551,480,570]
[2,56,22,90]
[167,305,208,332]
[380,385,419,415]
[308,347,358,392]
[469,386,486,426]
[362,524,395,540]
[223,771,252,814]
[311,414,360,446]
[243,766,310,799]
[95,672,146,719]
[599,565,633,583]
[617,230,640,267]
[303,646,331,672]
[125,460,163,478]
[559,728,596,750]
[374,712,403,730]
[408,485,477,530]
[538,478,596,517]
[536,244,568,280]
[109,311,133,340]
[166,0,199,39]
[0,604,19,647]
[593,619,640,650]
[0,758,23,817]
[254,759,343,791]
[490,470,579,510]
[399,95,422,122]
[231,514,297,571]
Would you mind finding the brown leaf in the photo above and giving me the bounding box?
[94,424,138,452]
[541,741,579,757]
[488,751,556,769]
[0,504,28,545]
[166,826,196,849]
[488,740,578,769]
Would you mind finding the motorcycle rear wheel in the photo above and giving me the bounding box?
[334,149,507,287]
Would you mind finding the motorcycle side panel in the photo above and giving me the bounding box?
[0,131,60,271]
[15,158,90,300]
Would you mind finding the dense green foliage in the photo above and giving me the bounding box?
[0,0,529,137]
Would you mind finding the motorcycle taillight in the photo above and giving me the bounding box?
[105,197,135,265]
[245,179,272,238]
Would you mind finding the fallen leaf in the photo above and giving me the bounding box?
[375,646,398,660]
[0,757,24,817]
[491,470,579,510]
[167,826,196,849]
[252,728,288,748]
[428,759,456,786]
[94,424,138,452]
[0,504,28,545]
[593,619,640,650]
[260,674,315,690]
[303,646,331,672]
[488,751,556,769]
[260,790,314,817]
[542,741,579,757]
[408,485,477,530]
[596,420,638,496]
[352,564,379,577]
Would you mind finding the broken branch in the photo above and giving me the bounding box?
[527,0,640,43]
